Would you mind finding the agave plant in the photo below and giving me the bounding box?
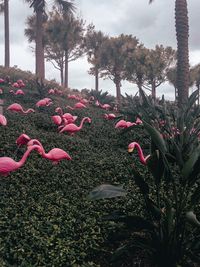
[89,89,200,267]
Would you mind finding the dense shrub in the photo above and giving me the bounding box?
[0,70,147,266]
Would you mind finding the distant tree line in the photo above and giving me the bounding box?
[1,0,199,108]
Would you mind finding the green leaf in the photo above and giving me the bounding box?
[103,214,155,231]
[191,185,200,206]
[143,120,167,154]
[186,211,200,227]
[131,167,149,195]
[146,197,162,220]
[89,184,126,200]
[181,145,200,180]
[147,150,164,184]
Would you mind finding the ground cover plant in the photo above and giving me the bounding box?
[0,71,149,266]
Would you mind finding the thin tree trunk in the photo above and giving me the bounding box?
[95,66,99,91]
[36,8,45,80]
[4,0,10,68]
[152,80,156,100]
[175,0,189,107]
[64,50,68,88]
[114,74,121,106]
[60,67,64,86]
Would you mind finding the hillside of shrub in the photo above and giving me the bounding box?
[0,71,149,266]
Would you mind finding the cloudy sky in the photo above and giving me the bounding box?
[0,0,200,100]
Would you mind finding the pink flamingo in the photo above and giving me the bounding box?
[128,142,150,165]
[12,82,20,88]
[17,79,25,88]
[0,145,41,176]
[0,114,7,126]
[55,108,77,123]
[7,103,35,114]
[68,94,80,100]
[10,89,25,95]
[115,120,128,129]
[27,139,72,164]
[115,120,136,129]
[0,88,3,94]
[126,121,137,127]
[100,103,111,110]
[66,102,86,110]
[48,89,55,94]
[36,98,52,107]
[16,133,31,146]
[104,113,116,120]
[135,117,143,125]
[51,115,62,126]
[0,78,4,83]
[59,117,91,135]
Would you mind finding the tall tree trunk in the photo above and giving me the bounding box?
[36,8,45,80]
[114,74,121,106]
[64,50,68,88]
[95,66,99,91]
[175,0,189,107]
[60,67,64,86]
[152,80,156,100]
[4,0,10,68]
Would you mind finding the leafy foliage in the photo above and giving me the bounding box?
[90,89,200,266]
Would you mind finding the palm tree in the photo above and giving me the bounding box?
[149,0,189,107]
[25,0,75,81]
[0,0,10,68]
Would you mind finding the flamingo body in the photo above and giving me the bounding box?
[59,117,91,135]
[104,113,116,120]
[52,115,62,125]
[66,102,86,110]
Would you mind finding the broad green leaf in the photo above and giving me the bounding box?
[146,197,162,220]
[191,185,200,206]
[89,184,126,200]
[143,121,167,154]
[131,167,149,195]
[181,145,200,180]
[103,214,155,231]
[186,211,200,227]
[147,150,164,184]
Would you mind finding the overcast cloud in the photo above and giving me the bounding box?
[0,0,199,100]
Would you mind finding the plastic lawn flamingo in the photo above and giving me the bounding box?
[36,98,52,107]
[128,142,150,165]
[115,120,129,129]
[0,114,7,126]
[104,113,116,120]
[7,103,35,114]
[51,115,62,126]
[66,102,86,110]
[0,145,41,176]
[59,117,91,135]
[27,139,72,164]
[10,89,25,95]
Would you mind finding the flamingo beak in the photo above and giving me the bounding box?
[128,148,134,153]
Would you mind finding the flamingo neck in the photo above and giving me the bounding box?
[66,106,74,110]
[78,117,88,130]
[135,143,149,164]
[57,107,63,116]
[17,145,40,167]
